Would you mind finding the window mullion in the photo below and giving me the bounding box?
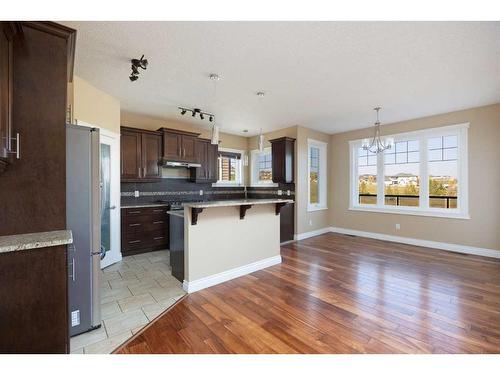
[376,151,384,206]
[420,137,429,209]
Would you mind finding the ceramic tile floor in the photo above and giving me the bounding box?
[70,250,185,354]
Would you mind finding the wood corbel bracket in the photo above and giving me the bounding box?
[239,205,253,220]
[191,207,204,225]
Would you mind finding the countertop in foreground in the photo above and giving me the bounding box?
[184,198,294,209]
[0,230,73,254]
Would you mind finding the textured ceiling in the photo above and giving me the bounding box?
[62,21,500,136]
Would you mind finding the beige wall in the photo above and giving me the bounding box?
[329,103,500,251]
[72,76,121,133]
[184,204,280,282]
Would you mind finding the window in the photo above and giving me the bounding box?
[214,148,244,186]
[349,123,469,218]
[250,148,277,186]
[308,139,327,211]
[384,139,420,207]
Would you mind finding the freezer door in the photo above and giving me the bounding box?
[90,127,101,327]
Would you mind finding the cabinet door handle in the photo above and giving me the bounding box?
[138,167,141,178]
[129,223,142,227]
[153,220,164,224]
[143,167,146,177]
[128,210,141,214]
[6,133,20,159]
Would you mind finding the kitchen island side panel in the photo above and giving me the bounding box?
[184,204,280,282]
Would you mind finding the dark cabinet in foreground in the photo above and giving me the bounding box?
[121,206,170,256]
[0,246,68,353]
[120,127,162,182]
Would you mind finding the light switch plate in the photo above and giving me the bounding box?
[277,190,283,196]
[134,190,139,198]
[199,190,203,195]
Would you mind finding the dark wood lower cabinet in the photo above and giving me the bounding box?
[121,206,170,256]
[168,213,185,283]
[280,202,294,243]
[0,246,68,353]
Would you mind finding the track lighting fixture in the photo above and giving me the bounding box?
[129,55,148,82]
[178,107,214,122]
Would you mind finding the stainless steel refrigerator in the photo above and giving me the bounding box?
[66,124,102,336]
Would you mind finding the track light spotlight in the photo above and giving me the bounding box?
[192,111,196,117]
[180,109,187,115]
[209,116,213,122]
[200,113,204,120]
[129,55,148,82]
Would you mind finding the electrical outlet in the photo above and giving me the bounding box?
[287,190,291,196]
[134,190,139,198]
[277,190,283,196]
[309,219,313,226]
[199,190,203,196]
[395,223,401,230]
[71,310,80,327]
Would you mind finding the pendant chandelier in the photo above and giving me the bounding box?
[362,107,394,154]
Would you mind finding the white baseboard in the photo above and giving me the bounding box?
[330,226,500,259]
[183,255,282,293]
[294,227,332,241]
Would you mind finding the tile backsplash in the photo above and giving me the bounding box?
[121,177,295,206]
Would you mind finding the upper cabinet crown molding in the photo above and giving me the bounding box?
[20,22,76,82]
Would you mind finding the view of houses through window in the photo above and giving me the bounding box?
[258,152,272,182]
[218,151,242,184]
[353,125,465,214]
[309,146,320,204]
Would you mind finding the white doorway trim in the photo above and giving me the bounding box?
[75,120,122,269]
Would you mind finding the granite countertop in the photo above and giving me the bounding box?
[166,210,184,218]
[0,230,73,254]
[121,203,170,209]
[184,198,294,209]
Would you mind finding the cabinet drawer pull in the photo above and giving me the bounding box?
[128,210,141,214]
[128,240,141,244]
[129,223,142,227]
[153,221,164,224]
[153,236,164,240]
[153,209,164,212]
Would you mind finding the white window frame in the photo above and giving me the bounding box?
[250,148,278,187]
[349,123,469,219]
[307,139,328,211]
[212,147,245,187]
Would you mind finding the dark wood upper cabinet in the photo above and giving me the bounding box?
[120,127,161,182]
[141,132,162,179]
[270,137,295,184]
[190,138,218,183]
[157,128,200,163]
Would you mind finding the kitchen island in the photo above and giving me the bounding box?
[168,199,293,293]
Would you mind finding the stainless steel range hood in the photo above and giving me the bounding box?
[161,160,201,168]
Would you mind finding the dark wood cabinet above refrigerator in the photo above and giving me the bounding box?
[120,127,162,182]
[270,136,295,184]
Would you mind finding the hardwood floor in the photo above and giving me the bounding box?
[116,233,500,354]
